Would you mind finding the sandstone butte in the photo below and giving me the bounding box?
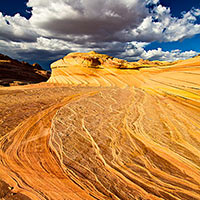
[0,53,50,86]
[0,51,200,200]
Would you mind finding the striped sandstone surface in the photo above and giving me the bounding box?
[0,52,200,199]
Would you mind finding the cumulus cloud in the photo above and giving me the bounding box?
[131,5,200,42]
[26,0,149,43]
[142,48,198,61]
[0,0,200,67]
[121,42,199,62]
[25,0,200,43]
[0,13,38,42]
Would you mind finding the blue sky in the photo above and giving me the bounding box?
[0,0,200,70]
[0,0,31,19]
[148,0,200,53]
[160,0,200,18]
[146,34,200,52]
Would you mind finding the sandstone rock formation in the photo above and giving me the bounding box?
[0,52,200,200]
[172,54,200,67]
[137,58,177,67]
[50,51,140,70]
[48,51,181,86]
[0,54,50,86]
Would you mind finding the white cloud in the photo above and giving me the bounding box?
[0,13,38,42]
[0,0,200,64]
[130,5,200,42]
[146,0,159,4]
[121,44,199,62]
[191,8,200,17]
[142,48,198,61]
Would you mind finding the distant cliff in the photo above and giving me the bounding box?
[0,54,50,86]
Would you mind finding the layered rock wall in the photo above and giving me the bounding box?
[0,54,50,86]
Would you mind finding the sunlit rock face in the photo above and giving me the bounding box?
[48,52,200,199]
[48,51,199,87]
[48,51,155,87]
[52,87,200,200]
[50,51,139,69]
[0,52,200,199]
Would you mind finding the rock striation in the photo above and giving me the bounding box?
[0,54,50,86]
[0,52,200,199]
[48,51,182,86]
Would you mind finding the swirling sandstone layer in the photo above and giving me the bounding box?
[0,52,200,199]
[48,51,178,87]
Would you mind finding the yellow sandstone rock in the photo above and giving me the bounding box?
[1,52,200,200]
